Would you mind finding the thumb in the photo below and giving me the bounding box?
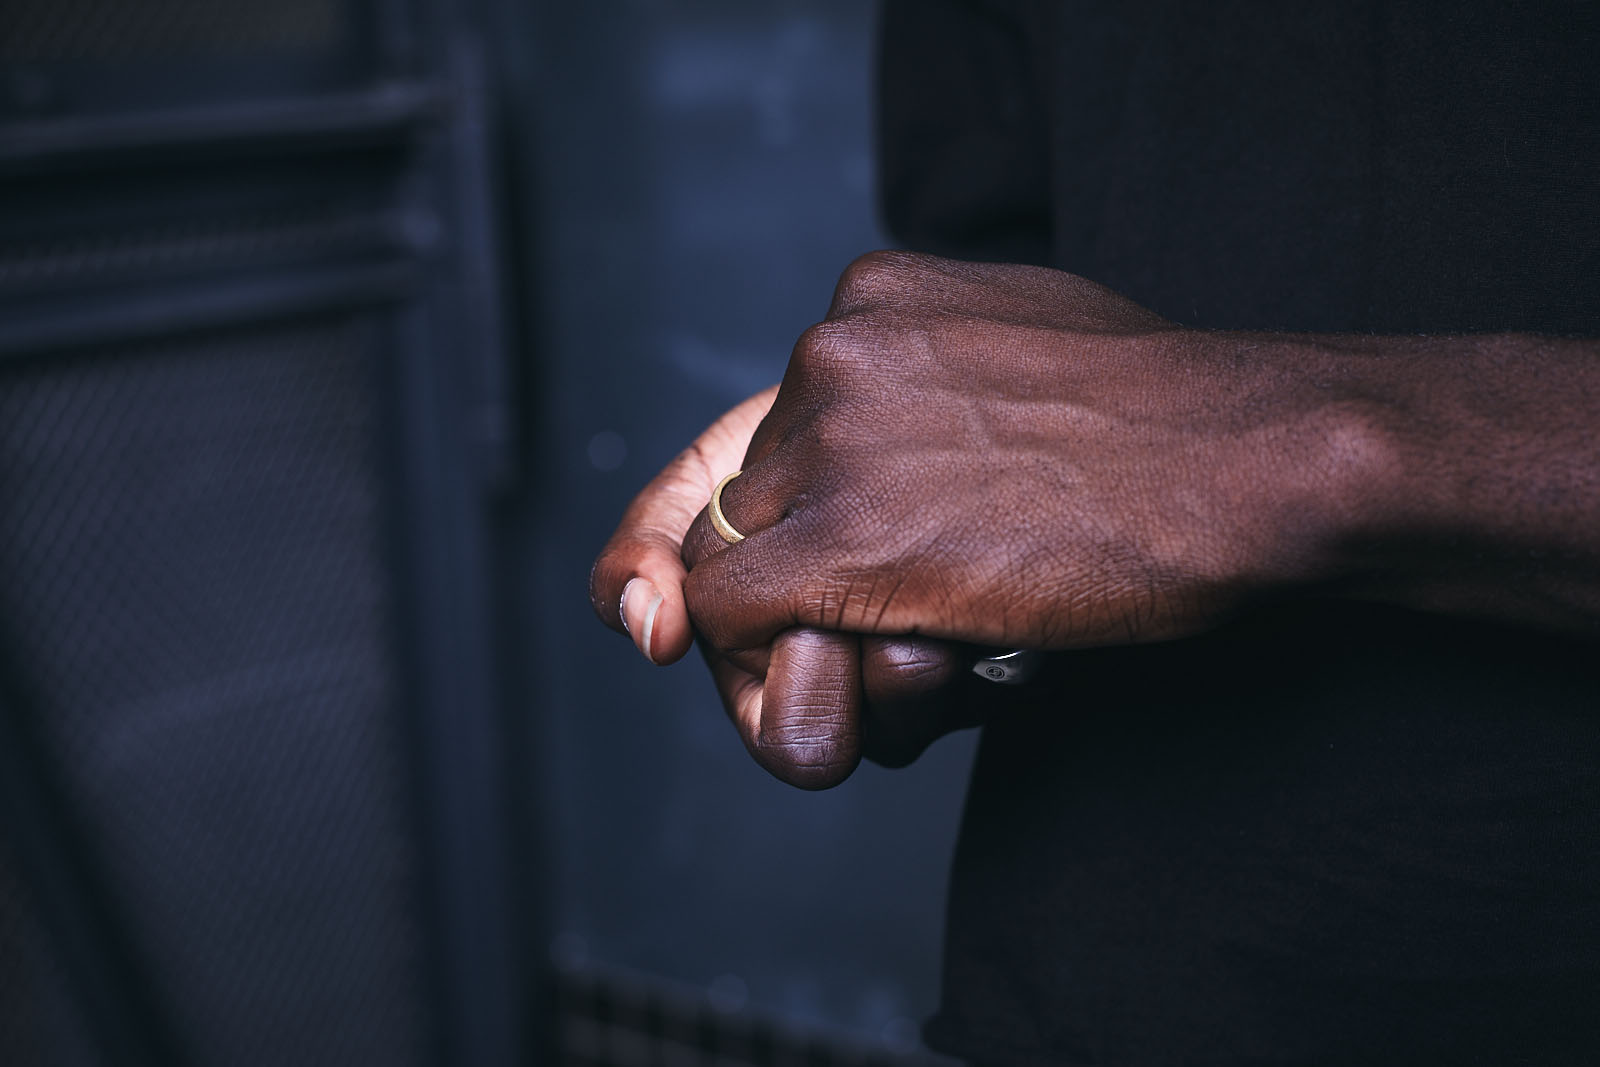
[591,387,777,664]
[590,476,700,664]
[745,627,863,789]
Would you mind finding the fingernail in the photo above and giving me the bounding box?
[619,578,640,637]
[620,578,663,664]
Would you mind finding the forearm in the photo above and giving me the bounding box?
[1309,332,1600,635]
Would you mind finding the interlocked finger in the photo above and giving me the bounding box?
[681,459,795,572]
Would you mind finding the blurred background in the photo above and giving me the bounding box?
[0,2,976,1064]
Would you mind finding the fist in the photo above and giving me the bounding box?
[606,251,1374,788]
[679,253,1367,744]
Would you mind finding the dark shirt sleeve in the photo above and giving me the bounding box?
[876,0,1053,264]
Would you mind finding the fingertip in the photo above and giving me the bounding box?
[645,582,695,664]
[756,628,863,790]
[593,524,689,646]
[618,576,696,666]
[618,577,658,662]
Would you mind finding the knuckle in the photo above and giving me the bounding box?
[869,638,959,693]
[832,249,917,310]
[790,319,854,376]
[788,317,903,400]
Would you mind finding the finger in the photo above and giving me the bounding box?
[683,506,835,654]
[859,636,983,768]
[685,479,1003,652]
[678,453,798,680]
[710,628,960,782]
[749,627,862,790]
[705,630,861,789]
[591,386,777,664]
[706,647,766,746]
[592,532,691,666]
[680,459,797,572]
[860,635,961,704]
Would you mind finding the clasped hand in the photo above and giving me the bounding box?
[594,252,1372,788]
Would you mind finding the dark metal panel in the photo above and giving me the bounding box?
[0,0,383,120]
[0,680,176,1067]
[437,35,517,491]
[0,4,534,1066]
[0,314,438,1066]
[0,83,446,174]
[386,291,522,1067]
[0,262,419,359]
[380,30,527,1059]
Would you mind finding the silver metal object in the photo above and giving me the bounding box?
[973,648,1040,685]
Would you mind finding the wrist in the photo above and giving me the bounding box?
[1227,335,1416,598]
[1277,332,1600,629]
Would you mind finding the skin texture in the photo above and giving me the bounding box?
[588,382,979,784]
[592,251,1600,789]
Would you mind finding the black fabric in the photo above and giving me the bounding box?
[878,2,1600,1063]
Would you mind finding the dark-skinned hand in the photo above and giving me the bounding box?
[589,379,983,788]
[594,251,1356,787]
[600,251,1600,789]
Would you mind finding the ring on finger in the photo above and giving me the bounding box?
[709,470,746,545]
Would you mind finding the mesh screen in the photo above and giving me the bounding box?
[0,316,432,1066]
[0,0,345,63]
[554,962,953,1067]
[0,822,103,1067]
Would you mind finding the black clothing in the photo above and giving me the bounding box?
[878,2,1600,1063]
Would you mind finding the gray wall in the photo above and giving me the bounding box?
[518,0,979,1047]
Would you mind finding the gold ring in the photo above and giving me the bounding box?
[709,471,746,545]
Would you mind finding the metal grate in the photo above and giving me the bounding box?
[0,0,345,63]
[0,316,433,1066]
[554,961,955,1067]
[0,208,399,296]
